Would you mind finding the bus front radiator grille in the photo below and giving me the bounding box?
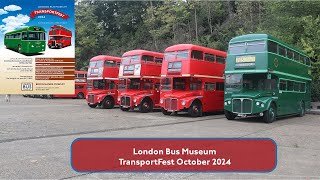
[232,99,241,113]
[165,98,178,111]
[242,99,252,113]
[232,98,252,114]
[121,96,130,106]
[88,94,95,104]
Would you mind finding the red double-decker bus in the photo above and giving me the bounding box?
[48,25,72,49]
[86,55,121,109]
[160,44,227,117]
[52,71,87,99]
[118,50,164,113]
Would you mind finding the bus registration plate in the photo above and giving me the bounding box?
[236,55,256,63]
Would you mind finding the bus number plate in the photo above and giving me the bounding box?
[236,55,256,63]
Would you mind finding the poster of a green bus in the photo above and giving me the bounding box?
[4,26,46,54]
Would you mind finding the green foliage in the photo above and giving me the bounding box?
[75,1,320,101]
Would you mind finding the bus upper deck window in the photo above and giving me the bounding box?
[130,55,140,63]
[293,52,299,62]
[155,58,163,64]
[279,46,286,57]
[89,61,96,67]
[268,41,278,53]
[121,57,130,65]
[229,43,245,54]
[177,50,189,60]
[164,52,176,61]
[191,50,203,60]
[142,55,154,63]
[247,41,266,53]
[104,60,116,67]
[216,56,225,64]
[204,53,215,62]
[306,57,311,66]
[287,50,293,59]
[96,60,103,67]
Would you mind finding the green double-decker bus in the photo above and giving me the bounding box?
[4,26,46,54]
[224,34,311,123]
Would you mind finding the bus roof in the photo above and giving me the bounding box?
[165,44,227,57]
[122,50,164,57]
[229,34,307,56]
[51,25,71,31]
[51,25,65,28]
[5,26,45,35]
[90,55,121,62]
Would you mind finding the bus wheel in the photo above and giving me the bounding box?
[263,103,276,123]
[76,92,84,99]
[161,108,172,115]
[224,110,236,120]
[188,101,202,117]
[298,101,305,117]
[102,97,114,109]
[121,107,130,111]
[88,103,97,108]
[18,45,22,53]
[139,99,153,113]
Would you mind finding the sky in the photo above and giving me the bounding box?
[0,0,75,47]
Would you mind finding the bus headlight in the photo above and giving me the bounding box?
[225,102,228,106]
[97,97,100,100]
[256,102,260,106]
[261,103,265,108]
[228,100,231,104]
[117,97,120,101]
[133,98,137,103]
[181,100,186,106]
[31,45,34,47]
[160,99,163,104]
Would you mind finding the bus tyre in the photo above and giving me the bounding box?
[225,110,236,120]
[102,97,114,109]
[188,101,202,117]
[88,104,97,108]
[139,99,153,113]
[120,107,130,111]
[263,103,276,123]
[161,108,172,115]
[298,101,305,117]
[76,92,84,99]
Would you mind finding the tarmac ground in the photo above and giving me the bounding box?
[0,95,319,179]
